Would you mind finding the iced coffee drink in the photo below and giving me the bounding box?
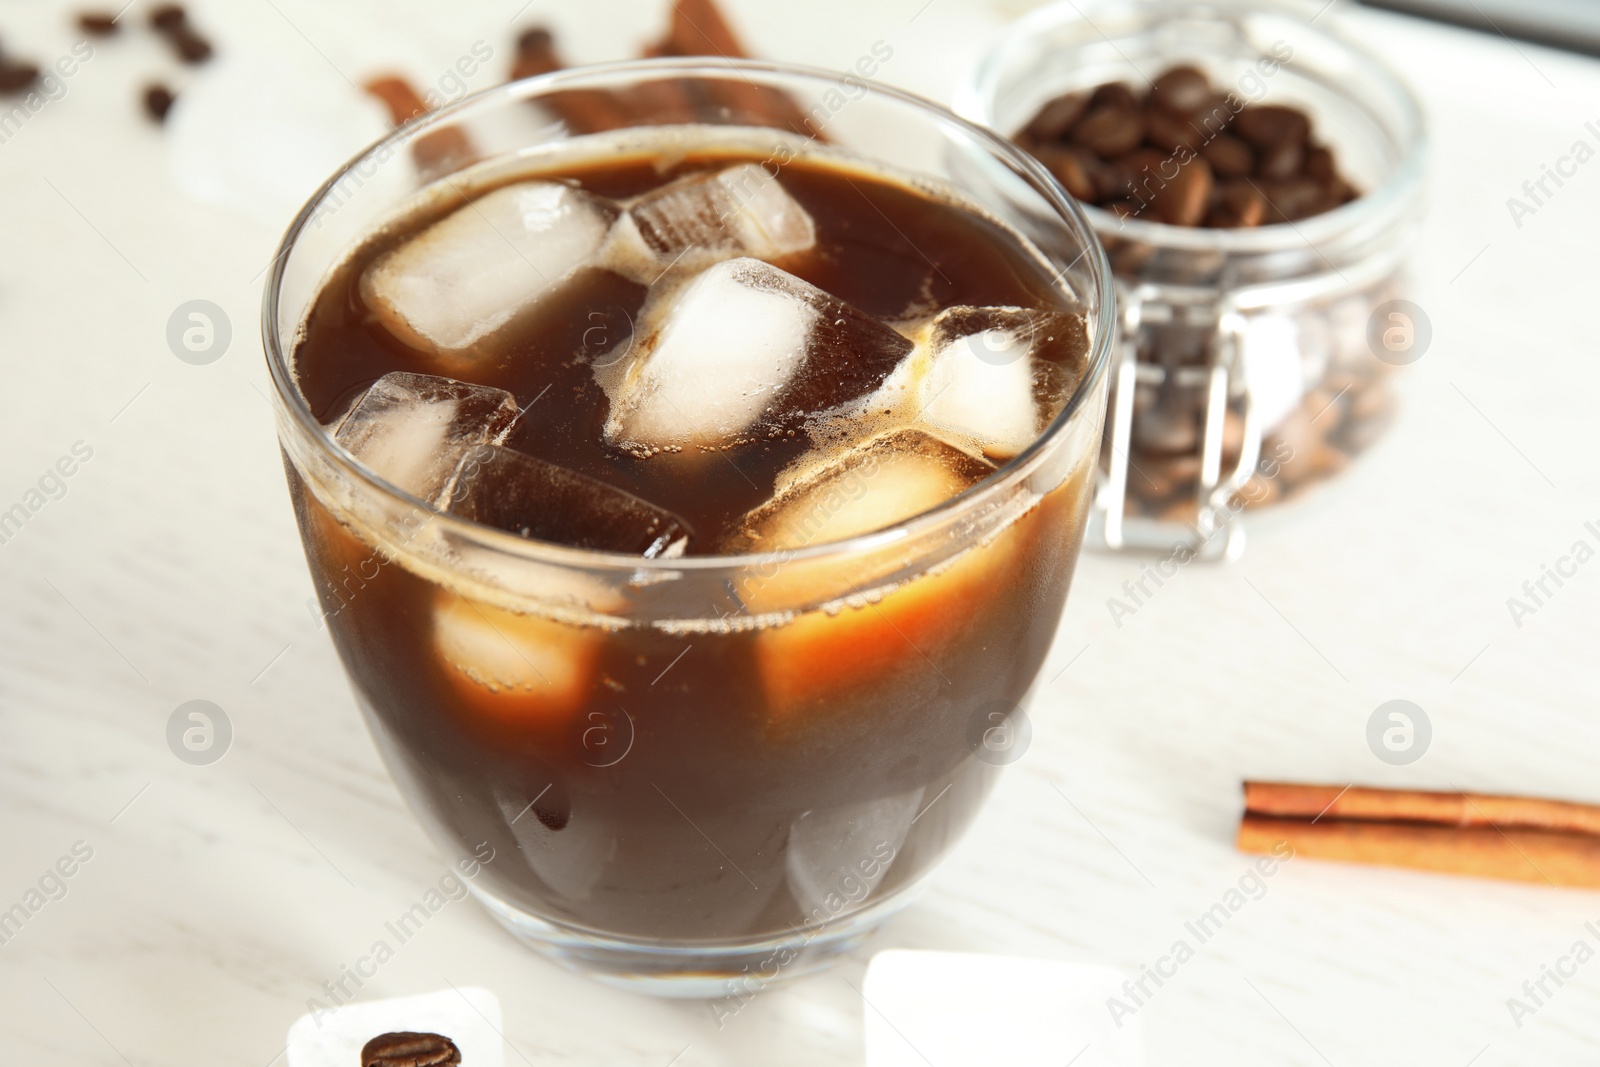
[267,63,1111,991]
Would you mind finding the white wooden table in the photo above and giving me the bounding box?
[3,0,1598,1063]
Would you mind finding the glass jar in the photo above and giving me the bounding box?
[958,0,1426,557]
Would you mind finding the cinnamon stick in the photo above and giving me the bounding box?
[362,75,475,177]
[663,0,748,59]
[623,39,703,125]
[511,28,637,132]
[652,0,818,137]
[1243,782,1600,837]
[1238,815,1600,888]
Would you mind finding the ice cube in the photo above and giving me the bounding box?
[921,307,1085,458]
[433,589,598,729]
[729,428,995,552]
[444,444,692,557]
[862,307,1087,460]
[614,164,815,273]
[361,181,617,360]
[331,371,519,504]
[605,258,912,449]
[498,779,617,902]
[724,430,1029,721]
[786,789,922,916]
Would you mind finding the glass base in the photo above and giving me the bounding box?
[469,884,913,998]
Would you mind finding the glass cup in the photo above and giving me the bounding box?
[263,59,1114,996]
[958,0,1426,557]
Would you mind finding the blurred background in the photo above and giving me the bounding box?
[1,0,1598,1063]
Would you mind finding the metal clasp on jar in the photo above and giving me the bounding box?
[1089,241,1410,559]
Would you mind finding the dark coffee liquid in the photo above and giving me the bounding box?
[287,145,1095,946]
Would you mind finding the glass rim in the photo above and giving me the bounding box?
[954,0,1428,254]
[261,56,1116,575]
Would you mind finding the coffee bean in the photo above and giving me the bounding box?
[1035,144,1104,201]
[1233,472,1282,509]
[1089,154,1128,200]
[0,62,40,93]
[1300,386,1341,432]
[1316,442,1349,477]
[1222,409,1245,459]
[1013,66,1355,229]
[1111,147,1170,202]
[144,83,176,123]
[1149,65,1210,114]
[1089,82,1139,112]
[1260,177,1325,222]
[1266,404,1327,487]
[1233,105,1309,149]
[1023,92,1088,143]
[149,3,187,30]
[1339,413,1387,454]
[517,26,553,54]
[1159,497,1199,523]
[76,11,120,35]
[1071,105,1145,157]
[1209,180,1266,228]
[1151,156,1214,227]
[171,27,213,63]
[1145,106,1203,152]
[1141,453,1202,498]
[360,1032,462,1067]
[1201,134,1253,178]
[1133,389,1201,454]
[1191,94,1238,136]
[1304,145,1335,181]
[1324,175,1359,206]
[1256,138,1303,181]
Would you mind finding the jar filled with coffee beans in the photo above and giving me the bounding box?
[959,0,1425,557]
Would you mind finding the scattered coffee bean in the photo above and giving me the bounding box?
[76,11,120,36]
[143,83,175,122]
[0,61,40,93]
[149,4,187,31]
[360,1032,461,1067]
[170,26,213,63]
[146,3,213,63]
[1014,64,1356,228]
